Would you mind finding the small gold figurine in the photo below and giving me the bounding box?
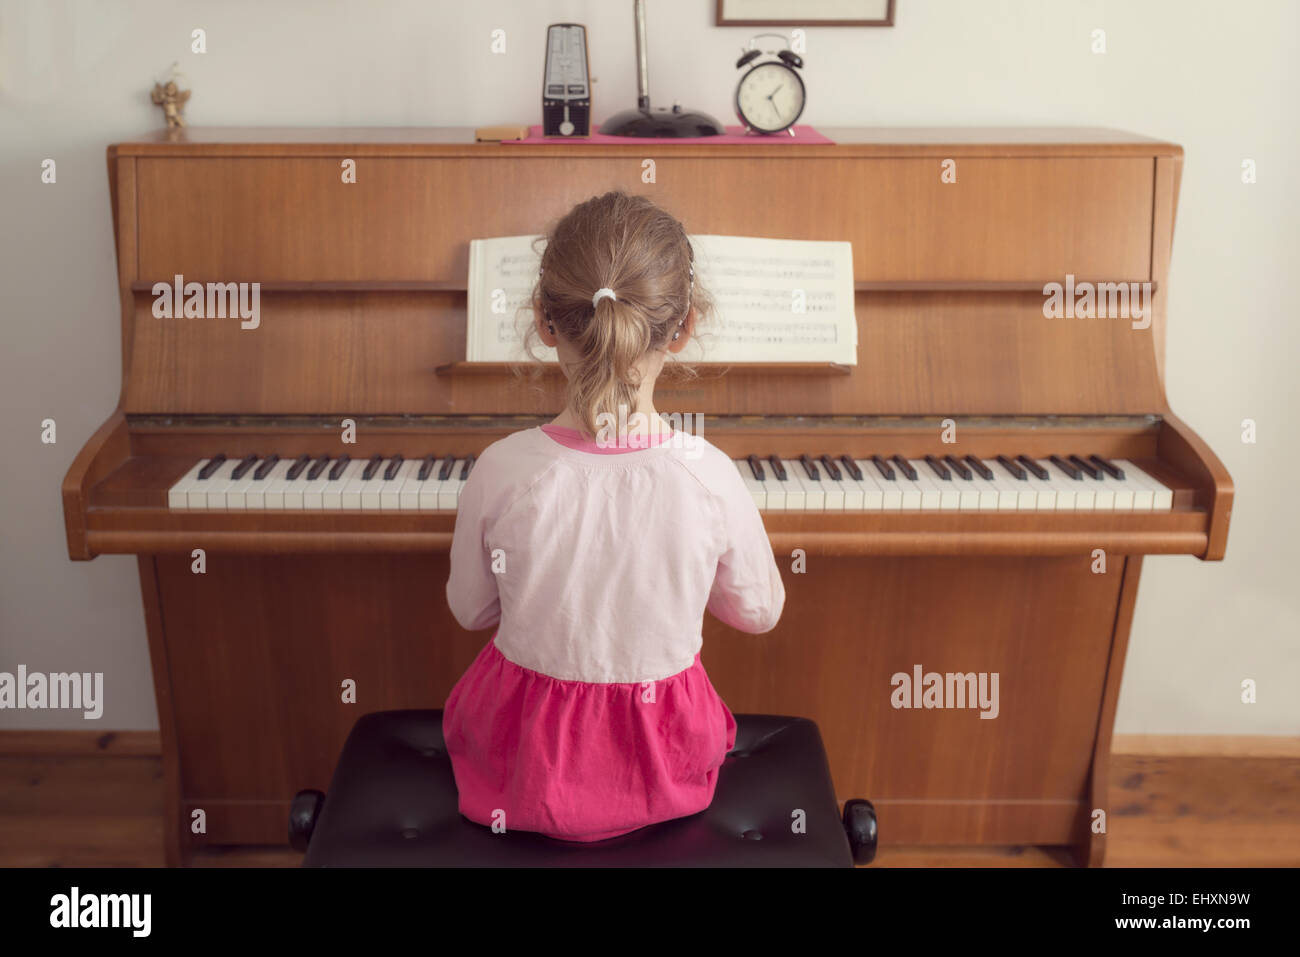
[151,64,191,129]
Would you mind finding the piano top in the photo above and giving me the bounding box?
[110,126,1182,157]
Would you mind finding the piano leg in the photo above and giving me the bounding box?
[137,555,183,867]
[1085,555,1144,868]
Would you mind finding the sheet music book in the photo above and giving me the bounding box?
[466,234,857,365]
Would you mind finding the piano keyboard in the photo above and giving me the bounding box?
[737,454,1171,511]
[167,452,1172,511]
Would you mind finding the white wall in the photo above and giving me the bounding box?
[1,0,1296,733]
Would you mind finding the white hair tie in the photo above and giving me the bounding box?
[592,287,617,307]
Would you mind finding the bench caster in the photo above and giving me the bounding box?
[842,798,877,864]
[289,789,325,852]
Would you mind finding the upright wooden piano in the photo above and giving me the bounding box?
[64,127,1232,866]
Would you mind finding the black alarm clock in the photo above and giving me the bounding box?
[734,33,806,135]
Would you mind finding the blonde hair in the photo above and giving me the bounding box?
[528,191,713,436]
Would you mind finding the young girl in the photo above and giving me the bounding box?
[443,190,785,842]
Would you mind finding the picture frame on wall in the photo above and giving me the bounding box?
[716,0,894,27]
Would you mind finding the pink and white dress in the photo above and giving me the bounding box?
[443,423,785,842]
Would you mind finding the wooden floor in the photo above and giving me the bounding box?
[1,736,1296,867]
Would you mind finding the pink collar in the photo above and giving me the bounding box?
[540,424,674,455]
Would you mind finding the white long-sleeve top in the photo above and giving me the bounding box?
[446,425,785,683]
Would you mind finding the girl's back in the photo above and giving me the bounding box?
[442,191,784,842]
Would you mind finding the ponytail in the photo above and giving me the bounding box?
[568,295,652,437]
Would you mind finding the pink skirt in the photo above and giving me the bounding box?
[442,637,738,842]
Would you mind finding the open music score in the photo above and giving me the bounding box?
[466,234,857,364]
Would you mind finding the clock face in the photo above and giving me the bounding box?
[735,61,806,133]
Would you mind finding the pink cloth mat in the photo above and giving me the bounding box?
[501,123,834,146]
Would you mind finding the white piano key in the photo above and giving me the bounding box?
[776,460,810,510]
[948,468,983,509]
[967,474,1001,510]
[303,459,344,509]
[736,461,767,510]
[380,459,418,510]
[1063,464,1096,510]
[280,461,312,510]
[341,462,373,509]
[399,461,434,510]
[905,463,946,510]
[168,460,207,510]
[249,459,293,510]
[855,460,901,509]
[1114,460,1172,510]
[224,460,263,510]
[202,460,241,510]
[1018,462,1059,511]
[817,463,846,510]
[440,459,470,510]
[759,466,789,511]
[826,462,868,512]
[1108,472,1137,510]
[849,467,882,510]
[790,459,827,510]
[185,460,223,509]
[1087,473,1116,510]
[982,460,1028,510]
[324,460,364,509]
[418,462,449,510]
[1041,460,1081,510]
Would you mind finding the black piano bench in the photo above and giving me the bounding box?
[290,709,877,867]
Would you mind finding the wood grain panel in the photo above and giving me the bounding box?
[121,291,1163,416]
[135,156,1153,283]
[702,555,1123,846]
[152,553,481,849]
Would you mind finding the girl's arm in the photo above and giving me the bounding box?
[705,464,785,633]
[446,468,502,631]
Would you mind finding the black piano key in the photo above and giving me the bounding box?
[996,455,1027,480]
[943,455,972,480]
[231,454,259,480]
[460,456,475,480]
[870,455,895,480]
[284,454,310,480]
[818,455,842,480]
[306,456,330,480]
[417,454,437,481]
[197,454,227,480]
[798,454,820,481]
[1016,455,1051,481]
[384,454,404,481]
[438,455,457,481]
[767,456,787,481]
[839,455,863,481]
[746,454,765,481]
[255,454,283,480]
[1090,454,1125,480]
[890,455,918,480]
[924,455,951,480]
[362,455,384,480]
[1049,454,1082,480]
[328,455,351,480]
[964,455,994,480]
[1069,454,1102,480]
